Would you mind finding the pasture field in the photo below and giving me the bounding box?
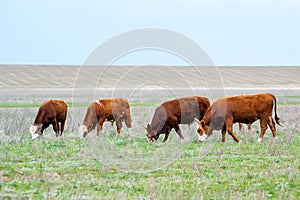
[1,65,300,199]
[0,104,300,199]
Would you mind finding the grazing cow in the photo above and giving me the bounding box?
[145,96,210,142]
[79,98,132,137]
[196,93,281,143]
[30,100,68,139]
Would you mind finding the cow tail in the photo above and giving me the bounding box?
[271,93,282,126]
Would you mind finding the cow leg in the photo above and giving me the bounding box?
[226,119,239,142]
[124,115,132,136]
[238,123,243,133]
[222,125,227,142]
[267,116,278,140]
[116,120,122,136]
[40,124,49,136]
[60,119,66,137]
[163,132,170,142]
[174,124,184,140]
[258,118,268,142]
[57,121,61,137]
[247,124,251,131]
[96,119,105,137]
[124,115,132,129]
[52,120,59,137]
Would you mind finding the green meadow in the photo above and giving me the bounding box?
[1,129,299,199]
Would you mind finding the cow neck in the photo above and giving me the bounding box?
[202,107,212,125]
[150,106,165,132]
[83,103,97,126]
[34,108,46,125]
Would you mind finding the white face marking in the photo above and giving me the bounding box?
[198,134,207,142]
[257,137,263,143]
[30,125,37,136]
[32,134,40,140]
[79,125,88,137]
[30,125,41,139]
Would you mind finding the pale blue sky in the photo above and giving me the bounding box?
[1,0,299,66]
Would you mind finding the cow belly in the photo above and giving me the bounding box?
[178,113,198,124]
[233,116,258,124]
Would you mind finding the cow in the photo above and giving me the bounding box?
[196,93,281,143]
[30,99,68,139]
[79,98,132,137]
[145,96,210,142]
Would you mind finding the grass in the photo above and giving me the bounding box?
[278,101,300,106]
[0,99,299,199]
[0,131,299,199]
[1,98,300,108]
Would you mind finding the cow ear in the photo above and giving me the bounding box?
[201,120,205,127]
[147,124,151,130]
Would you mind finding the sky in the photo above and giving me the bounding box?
[0,0,300,66]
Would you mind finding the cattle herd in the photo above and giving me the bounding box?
[29,93,281,143]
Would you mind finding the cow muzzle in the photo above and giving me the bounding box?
[198,134,208,142]
[32,134,41,140]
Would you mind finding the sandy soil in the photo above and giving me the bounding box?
[0,65,300,103]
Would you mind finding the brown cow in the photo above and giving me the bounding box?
[79,98,132,137]
[145,96,210,142]
[196,93,281,143]
[30,99,68,139]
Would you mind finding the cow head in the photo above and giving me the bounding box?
[30,124,43,139]
[145,124,158,142]
[79,124,94,137]
[197,120,208,142]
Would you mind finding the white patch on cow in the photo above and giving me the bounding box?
[274,136,278,140]
[94,100,102,106]
[198,134,207,142]
[32,134,40,140]
[30,125,37,138]
[257,137,263,143]
[79,124,88,137]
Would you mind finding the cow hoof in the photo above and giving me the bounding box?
[257,138,263,143]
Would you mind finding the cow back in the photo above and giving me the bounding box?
[211,93,276,125]
[161,96,209,124]
[99,98,131,119]
[34,99,67,125]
